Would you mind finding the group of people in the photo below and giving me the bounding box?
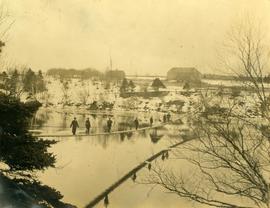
[70,117,113,135]
[70,117,89,135]
[134,112,171,130]
[70,112,171,135]
[163,113,171,123]
[134,116,153,130]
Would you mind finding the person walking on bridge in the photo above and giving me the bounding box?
[107,117,113,132]
[150,116,153,126]
[70,117,79,135]
[167,112,171,122]
[163,114,167,123]
[85,118,91,134]
[134,118,139,130]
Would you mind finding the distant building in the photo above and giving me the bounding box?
[105,70,125,80]
[167,67,202,82]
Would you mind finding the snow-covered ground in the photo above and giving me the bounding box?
[35,76,196,114]
[44,77,120,105]
[32,76,264,124]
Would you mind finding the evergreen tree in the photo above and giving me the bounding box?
[128,80,136,92]
[0,70,22,98]
[0,93,76,207]
[0,71,8,92]
[1,71,8,80]
[183,82,190,91]
[0,94,56,171]
[0,37,74,208]
[23,68,37,95]
[151,78,166,91]
[9,69,20,96]
[120,78,129,93]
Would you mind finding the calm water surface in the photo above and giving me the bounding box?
[31,108,200,208]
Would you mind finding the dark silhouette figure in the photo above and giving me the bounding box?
[134,118,139,130]
[85,118,91,134]
[107,117,113,132]
[163,114,167,123]
[167,113,171,122]
[70,117,79,135]
[150,117,153,126]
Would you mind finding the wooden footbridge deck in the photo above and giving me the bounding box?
[35,124,165,138]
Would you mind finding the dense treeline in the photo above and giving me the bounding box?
[203,73,270,83]
[202,74,237,80]
[0,68,46,98]
[47,68,104,79]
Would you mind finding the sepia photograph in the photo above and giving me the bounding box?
[0,0,270,207]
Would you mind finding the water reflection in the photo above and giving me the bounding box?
[30,109,51,129]
[119,132,133,142]
[32,110,137,135]
[32,108,188,207]
[149,132,163,144]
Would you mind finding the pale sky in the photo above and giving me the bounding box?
[1,0,270,75]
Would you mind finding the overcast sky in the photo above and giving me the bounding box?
[1,0,270,75]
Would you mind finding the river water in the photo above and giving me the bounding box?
[31,108,199,208]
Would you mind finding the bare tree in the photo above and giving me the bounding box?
[78,80,90,105]
[219,18,270,118]
[142,19,270,208]
[39,89,51,107]
[60,79,70,105]
[0,3,15,69]
[143,93,270,208]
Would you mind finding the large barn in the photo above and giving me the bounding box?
[167,67,202,82]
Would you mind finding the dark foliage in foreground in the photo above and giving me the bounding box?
[0,93,56,171]
[0,174,76,208]
[0,93,76,207]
